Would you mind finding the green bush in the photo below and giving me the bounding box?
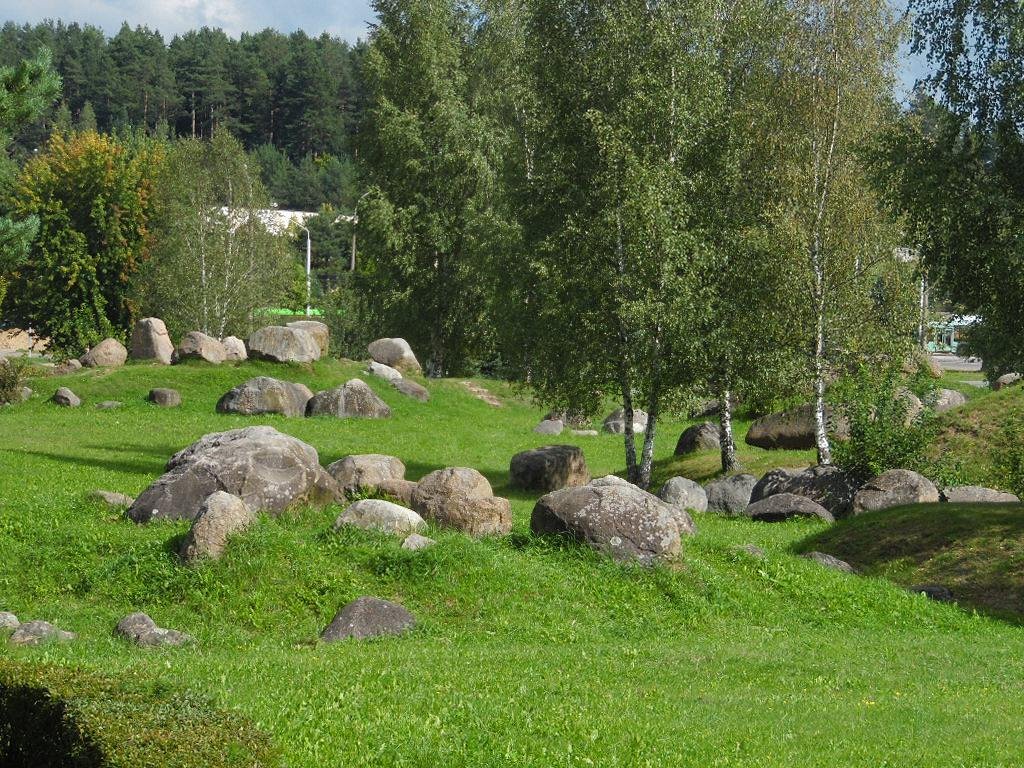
[993,413,1024,498]
[0,357,28,405]
[0,659,279,768]
[832,365,935,481]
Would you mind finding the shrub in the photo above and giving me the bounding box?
[0,659,279,767]
[832,364,935,481]
[0,356,28,404]
[993,414,1024,498]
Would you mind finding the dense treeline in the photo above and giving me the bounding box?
[0,20,365,208]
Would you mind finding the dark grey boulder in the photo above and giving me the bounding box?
[744,493,834,523]
[127,426,338,523]
[509,445,590,492]
[115,612,193,647]
[704,474,757,515]
[941,485,1019,504]
[750,468,802,504]
[320,597,415,641]
[657,477,708,513]
[908,584,953,602]
[752,465,861,518]
[674,422,720,454]
[148,387,181,407]
[851,469,940,514]
[393,378,429,402]
[802,551,856,574]
[216,376,313,417]
[8,620,76,646]
[531,475,692,565]
[52,387,81,407]
[306,379,391,419]
[745,404,848,450]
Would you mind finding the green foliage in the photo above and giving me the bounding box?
[136,132,295,339]
[0,659,279,767]
[0,355,28,404]
[3,131,158,354]
[993,413,1024,498]
[319,272,373,359]
[832,365,935,480]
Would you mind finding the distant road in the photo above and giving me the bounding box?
[931,352,983,373]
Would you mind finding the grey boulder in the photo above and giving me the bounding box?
[327,454,406,497]
[148,387,181,407]
[402,533,437,551]
[52,387,81,407]
[286,320,329,356]
[216,376,313,418]
[674,422,720,454]
[704,473,757,515]
[745,404,848,450]
[91,489,135,507]
[802,551,856,574]
[393,378,429,402]
[306,379,391,419]
[657,476,708,513]
[9,620,76,646]
[178,491,256,562]
[174,331,227,364]
[80,337,127,368]
[941,485,1019,504]
[851,469,940,514]
[994,373,1021,390]
[602,408,648,435]
[248,325,321,363]
[744,493,834,523]
[533,418,564,436]
[130,318,174,364]
[221,336,248,362]
[115,612,192,647]
[321,596,415,641]
[531,475,692,565]
[367,338,422,374]
[509,444,590,492]
[932,388,966,413]
[412,467,511,537]
[367,360,403,382]
[127,426,338,523]
[752,465,861,518]
[0,612,19,630]
[334,499,426,536]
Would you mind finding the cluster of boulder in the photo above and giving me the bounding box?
[216,376,393,420]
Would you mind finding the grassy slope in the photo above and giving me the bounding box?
[2,360,1024,766]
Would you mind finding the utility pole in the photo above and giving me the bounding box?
[299,223,312,316]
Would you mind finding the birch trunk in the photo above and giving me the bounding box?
[813,304,832,465]
[718,388,739,472]
[620,374,639,485]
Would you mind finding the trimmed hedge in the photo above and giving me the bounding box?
[0,659,279,767]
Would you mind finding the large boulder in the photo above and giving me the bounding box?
[657,477,708,513]
[127,426,338,523]
[334,499,426,537]
[221,336,247,362]
[531,476,692,565]
[411,467,511,537]
[80,338,127,368]
[704,474,757,515]
[178,491,256,563]
[745,404,848,450]
[327,454,406,497]
[286,320,329,356]
[941,485,1020,504]
[744,493,834,523]
[51,387,81,407]
[994,372,1022,390]
[174,331,227,364]
[602,408,648,435]
[851,469,940,514]
[306,379,392,419]
[368,338,422,374]
[320,597,415,642]
[393,378,430,402]
[674,422,720,454]
[216,377,313,418]
[130,318,173,364]
[248,325,321,364]
[509,445,590,492]
[752,465,861,518]
[932,388,967,413]
[115,613,192,647]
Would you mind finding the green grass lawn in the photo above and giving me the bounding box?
[3,359,1024,766]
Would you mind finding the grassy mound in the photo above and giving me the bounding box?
[3,359,1024,765]
[797,502,1024,623]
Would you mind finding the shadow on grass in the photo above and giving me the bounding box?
[5,449,167,477]
[796,502,1024,625]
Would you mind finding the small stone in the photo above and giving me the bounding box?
[91,489,135,507]
[0,612,19,630]
[367,360,403,382]
[320,596,415,641]
[95,400,122,410]
[9,620,76,646]
[18,386,31,401]
[533,419,564,435]
[401,533,437,551]
[393,378,430,402]
[148,388,181,407]
[571,429,599,436]
[334,499,426,537]
[115,612,193,647]
[51,387,81,407]
[941,486,1019,504]
[735,544,766,558]
[802,551,856,574]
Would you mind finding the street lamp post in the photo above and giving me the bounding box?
[298,224,312,316]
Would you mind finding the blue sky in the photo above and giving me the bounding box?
[0,0,927,95]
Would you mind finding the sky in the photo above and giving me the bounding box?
[0,0,927,96]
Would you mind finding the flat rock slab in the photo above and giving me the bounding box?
[248,325,321,363]
[321,597,415,641]
[533,419,564,435]
[115,612,193,647]
[95,400,123,410]
[802,551,856,574]
[744,493,834,523]
[306,379,391,419]
[335,499,426,536]
[52,387,81,407]
[531,475,691,565]
[941,485,1019,504]
[179,491,256,562]
[657,477,708,513]
[9,620,76,646]
[148,387,181,407]
[704,474,756,515]
[217,377,313,417]
[127,426,338,523]
[852,469,940,514]
[367,360,403,382]
[509,445,590,492]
